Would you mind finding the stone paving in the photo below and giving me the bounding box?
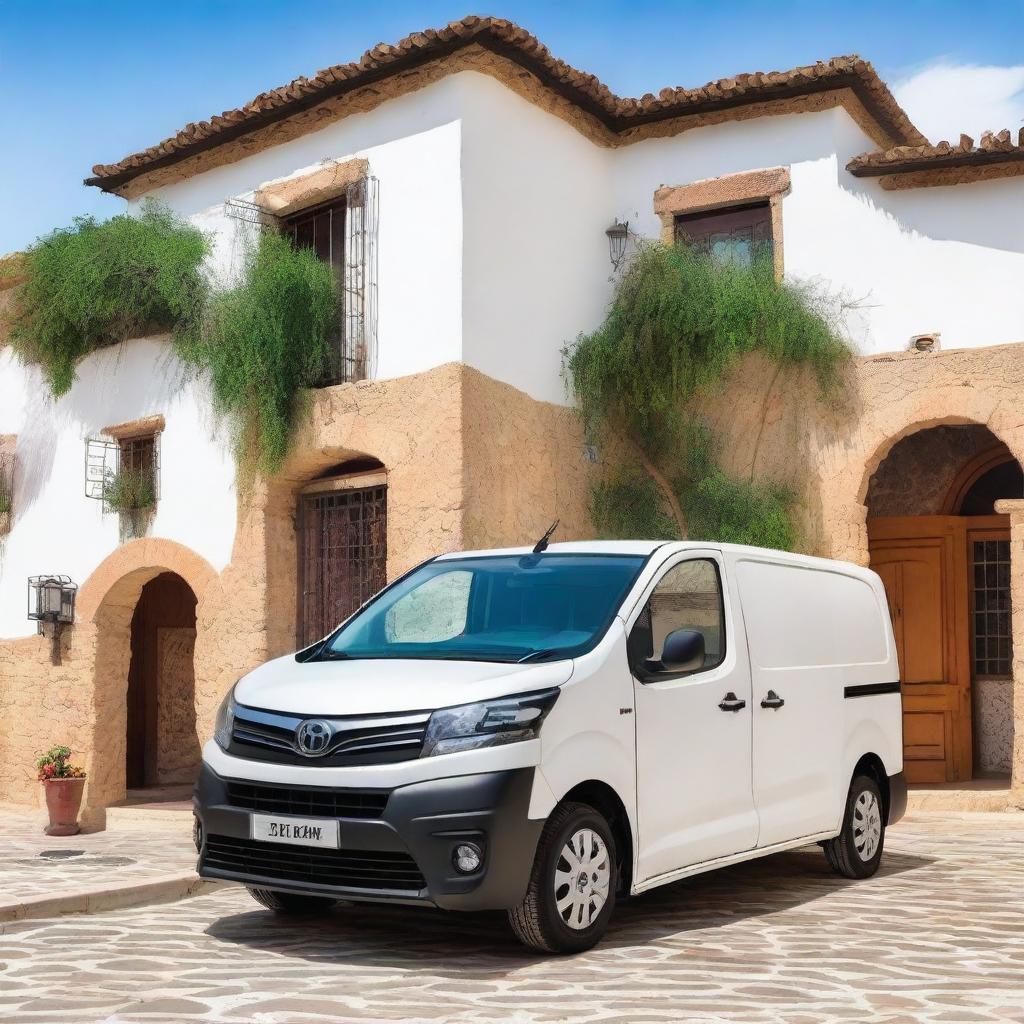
[0,812,1022,1023]
[0,805,200,913]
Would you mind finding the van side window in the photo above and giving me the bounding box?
[630,559,725,675]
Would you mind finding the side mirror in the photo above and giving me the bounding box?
[653,628,706,673]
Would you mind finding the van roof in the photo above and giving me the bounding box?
[436,540,869,576]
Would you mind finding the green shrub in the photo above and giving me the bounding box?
[177,230,339,475]
[10,203,209,395]
[104,466,156,513]
[683,471,794,550]
[566,243,849,548]
[591,471,680,540]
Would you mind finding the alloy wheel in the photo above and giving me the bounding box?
[554,827,611,930]
[853,789,882,861]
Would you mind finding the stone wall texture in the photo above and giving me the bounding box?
[865,424,998,516]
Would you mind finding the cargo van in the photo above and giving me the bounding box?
[194,541,906,953]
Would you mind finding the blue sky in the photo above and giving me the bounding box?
[2,0,1023,254]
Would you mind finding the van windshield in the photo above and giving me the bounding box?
[317,553,647,663]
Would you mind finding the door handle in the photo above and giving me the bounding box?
[718,692,746,713]
[760,689,785,710]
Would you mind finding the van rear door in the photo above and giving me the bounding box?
[735,557,889,846]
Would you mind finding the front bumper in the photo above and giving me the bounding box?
[194,762,544,911]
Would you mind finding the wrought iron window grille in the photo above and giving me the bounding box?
[85,433,161,513]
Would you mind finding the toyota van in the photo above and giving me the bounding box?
[194,541,906,953]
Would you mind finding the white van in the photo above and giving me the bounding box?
[194,541,906,953]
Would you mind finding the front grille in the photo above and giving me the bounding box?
[226,781,389,819]
[204,834,425,892]
[229,704,430,766]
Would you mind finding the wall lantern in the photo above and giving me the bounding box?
[28,575,77,665]
[606,220,630,270]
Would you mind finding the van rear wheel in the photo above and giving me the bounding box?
[247,887,338,916]
[508,801,616,954]
[823,775,885,879]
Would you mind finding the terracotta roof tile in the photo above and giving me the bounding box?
[86,15,926,192]
[847,128,1024,176]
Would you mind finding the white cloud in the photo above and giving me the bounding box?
[893,61,1024,144]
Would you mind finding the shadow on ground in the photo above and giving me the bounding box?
[205,845,933,969]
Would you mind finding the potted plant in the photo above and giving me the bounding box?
[36,746,87,836]
[104,466,155,539]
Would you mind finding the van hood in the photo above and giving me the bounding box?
[234,655,575,716]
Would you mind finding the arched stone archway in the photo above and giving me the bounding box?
[863,422,1021,787]
[77,540,216,822]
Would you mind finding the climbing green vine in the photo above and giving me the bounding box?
[177,231,339,476]
[565,243,850,549]
[9,204,340,475]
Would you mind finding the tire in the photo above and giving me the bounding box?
[822,774,885,879]
[508,802,617,954]
[247,886,338,916]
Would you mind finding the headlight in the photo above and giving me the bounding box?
[420,688,559,758]
[213,687,238,750]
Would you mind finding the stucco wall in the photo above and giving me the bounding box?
[460,73,614,406]
[130,76,468,383]
[0,339,236,639]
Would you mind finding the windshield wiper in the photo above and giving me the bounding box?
[518,649,562,663]
[317,648,350,660]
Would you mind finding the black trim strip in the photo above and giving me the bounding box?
[844,681,901,698]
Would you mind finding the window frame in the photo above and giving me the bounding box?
[653,167,789,280]
[627,555,728,684]
[674,200,774,266]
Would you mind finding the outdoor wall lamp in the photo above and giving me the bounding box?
[28,575,78,665]
[605,219,630,270]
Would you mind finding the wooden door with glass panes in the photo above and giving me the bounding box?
[868,514,1009,783]
[868,517,971,783]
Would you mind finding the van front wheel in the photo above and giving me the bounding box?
[508,801,616,954]
[823,775,885,879]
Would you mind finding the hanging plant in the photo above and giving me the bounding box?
[565,242,851,549]
[9,202,210,395]
[176,230,340,476]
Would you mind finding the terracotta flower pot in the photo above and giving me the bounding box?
[43,777,86,836]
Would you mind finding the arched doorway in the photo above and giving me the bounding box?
[866,425,1021,783]
[125,572,201,791]
[79,539,216,818]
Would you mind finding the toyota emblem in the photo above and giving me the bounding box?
[295,719,333,756]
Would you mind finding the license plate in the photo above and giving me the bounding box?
[251,814,339,849]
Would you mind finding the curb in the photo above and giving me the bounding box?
[0,874,225,929]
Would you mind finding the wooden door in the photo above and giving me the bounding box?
[868,517,973,783]
[297,477,387,647]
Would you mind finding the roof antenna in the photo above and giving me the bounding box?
[532,519,559,554]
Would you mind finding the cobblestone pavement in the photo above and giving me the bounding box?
[0,806,198,909]
[1,812,1022,1024]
